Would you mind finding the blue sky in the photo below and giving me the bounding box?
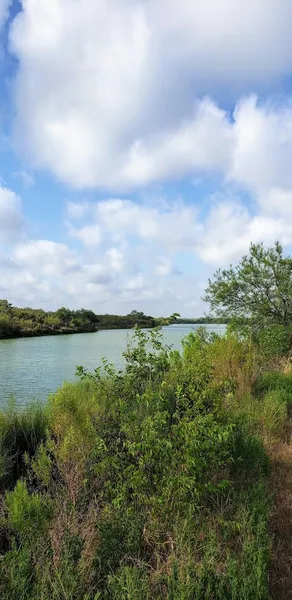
[1,0,292,316]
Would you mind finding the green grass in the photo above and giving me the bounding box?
[253,371,292,400]
[0,400,48,487]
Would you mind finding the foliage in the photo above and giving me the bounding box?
[255,323,291,359]
[204,242,292,339]
[0,400,48,488]
[253,371,292,401]
[178,315,230,324]
[0,326,290,598]
[5,480,53,537]
[0,302,157,339]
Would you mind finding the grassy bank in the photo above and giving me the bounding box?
[0,327,291,599]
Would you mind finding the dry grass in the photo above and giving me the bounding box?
[49,498,99,581]
[280,355,292,375]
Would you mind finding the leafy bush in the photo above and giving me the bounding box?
[255,324,292,359]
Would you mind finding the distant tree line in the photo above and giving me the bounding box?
[177,316,230,325]
[0,302,157,339]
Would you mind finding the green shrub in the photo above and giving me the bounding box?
[0,541,33,600]
[256,324,291,359]
[5,480,53,538]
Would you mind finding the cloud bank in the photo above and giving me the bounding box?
[1,1,292,313]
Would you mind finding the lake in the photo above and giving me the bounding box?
[0,324,226,406]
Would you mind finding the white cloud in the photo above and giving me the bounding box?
[155,257,175,277]
[67,195,292,274]
[107,247,124,272]
[124,273,144,292]
[69,224,102,247]
[10,0,292,190]
[0,185,24,244]
[228,97,292,198]
[13,240,80,276]
[67,197,199,251]
[263,189,292,216]
[66,201,91,220]
[197,200,292,265]
[151,0,292,85]
[119,100,232,186]
[67,193,292,277]
[0,188,292,315]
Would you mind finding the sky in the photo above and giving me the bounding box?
[1,1,292,316]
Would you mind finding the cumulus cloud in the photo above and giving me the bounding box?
[69,224,102,247]
[0,188,292,314]
[0,235,182,313]
[67,198,200,251]
[9,0,292,191]
[13,240,81,276]
[67,195,292,268]
[155,257,173,277]
[0,185,24,244]
[228,97,292,199]
[107,248,124,273]
[197,200,292,265]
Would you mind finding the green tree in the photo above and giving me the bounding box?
[203,242,292,331]
[169,312,181,324]
[0,300,12,314]
[55,307,73,328]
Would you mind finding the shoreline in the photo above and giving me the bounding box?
[0,322,227,342]
[0,324,159,341]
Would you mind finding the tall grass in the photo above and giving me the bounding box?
[0,400,48,487]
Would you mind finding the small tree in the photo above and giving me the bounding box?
[203,242,292,332]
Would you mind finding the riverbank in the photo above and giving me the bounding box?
[0,326,290,598]
[0,326,99,339]
[0,323,159,340]
[0,301,158,340]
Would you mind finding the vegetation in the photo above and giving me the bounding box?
[0,241,292,598]
[0,302,157,339]
[177,316,230,325]
[0,299,229,339]
[0,321,290,599]
[204,241,292,349]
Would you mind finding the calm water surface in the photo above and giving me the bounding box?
[0,324,225,406]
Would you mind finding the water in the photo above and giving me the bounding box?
[0,324,226,406]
